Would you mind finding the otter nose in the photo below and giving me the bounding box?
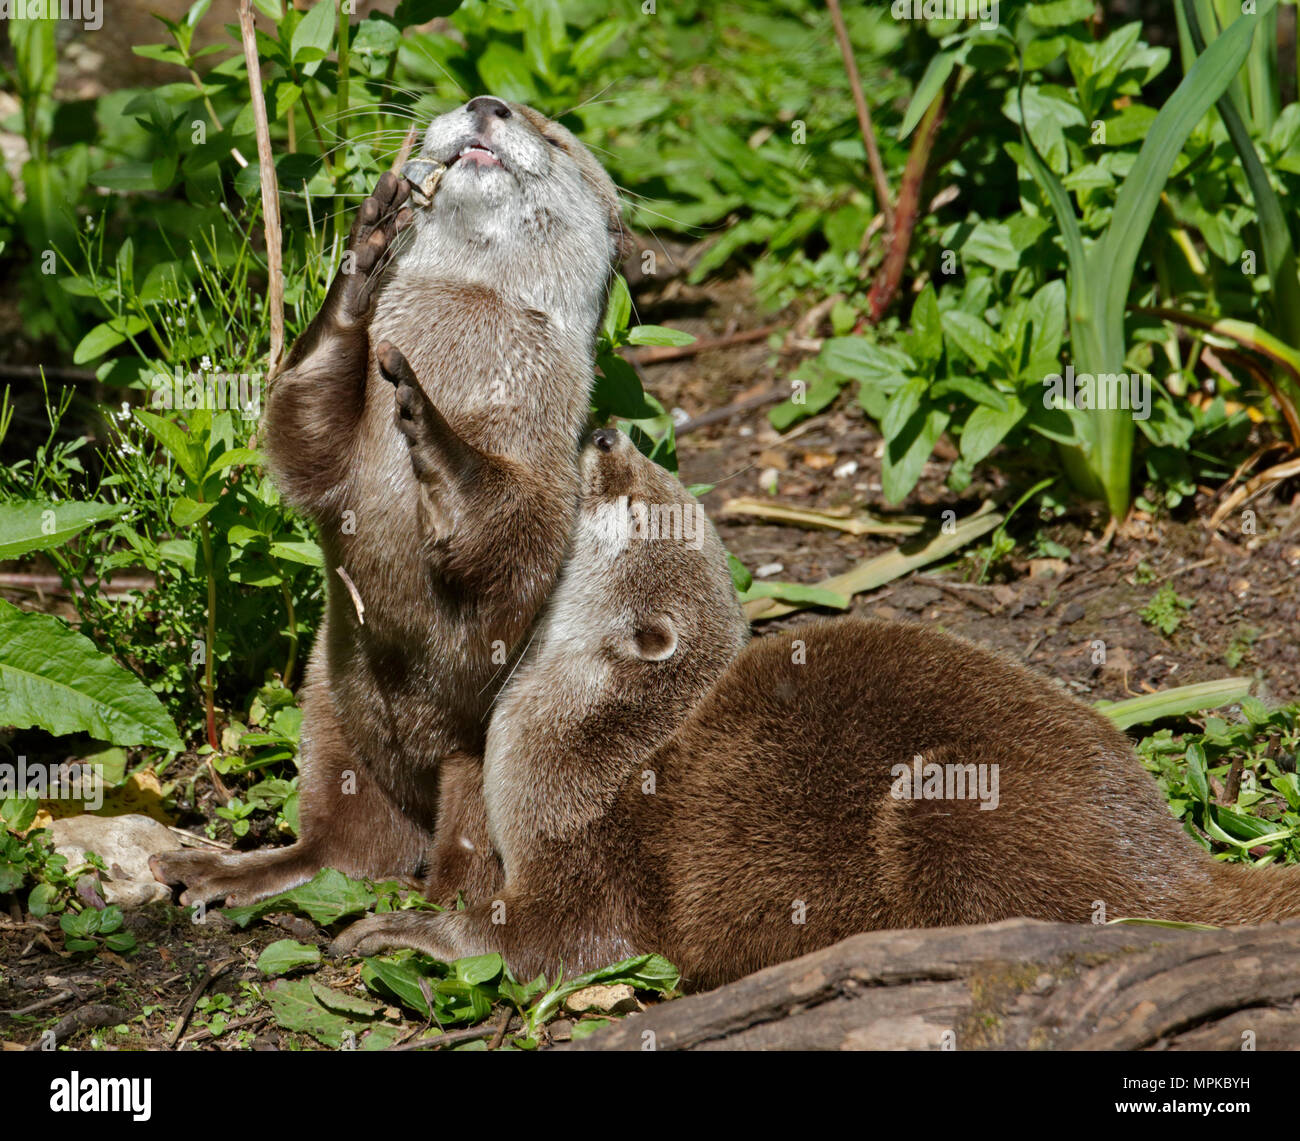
[591,429,619,452]
[466,95,512,124]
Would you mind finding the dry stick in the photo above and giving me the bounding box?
[826,0,893,230]
[392,124,418,175]
[238,1,284,374]
[676,388,789,437]
[866,74,953,324]
[170,957,239,1049]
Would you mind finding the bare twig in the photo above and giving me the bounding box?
[826,0,893,229]
[676,388,789,436]
[238,1,284,374]
[170,957,239,1049]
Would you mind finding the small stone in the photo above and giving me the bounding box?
[562,983,639,1016]
[1060,602,1086,625]
[833,460,858,479]
[754,562,784,579]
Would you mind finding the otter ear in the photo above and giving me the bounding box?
[631,615,677,661]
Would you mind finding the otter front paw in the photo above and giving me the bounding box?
[149,849,258,908]
[331,912,468,961]
[333,171,413,328]
[375,342,461,538]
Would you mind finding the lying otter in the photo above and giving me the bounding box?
[333,428,1300,990]
[152,97,628,907]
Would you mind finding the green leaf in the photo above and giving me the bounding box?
[1027,0,1096,27]
[268,540,325,567]
[73,316,148,364]
[476,42,535,103]
[739,581,850,610]
[0,599,184,751]
[959,398,1026,466]
[223,868,377,928]
[626,325,695,348]
[360,951,444,1017]
[290,0,335,67]
[257,939,322,976]
[171,497,216,527]
[453,953,504,985]
[134,410,205,484]
[900,48,960,140]
[392,0,461,28]
[0,500,127,560]
[941,311,999,371]
[264,978,360,1048]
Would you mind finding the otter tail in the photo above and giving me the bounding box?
[1191,861,1300,926]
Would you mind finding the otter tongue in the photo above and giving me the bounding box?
[401,159,447,207]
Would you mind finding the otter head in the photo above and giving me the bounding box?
[399,95,628,341]
[483,428,748,858]
[568,427,749,681]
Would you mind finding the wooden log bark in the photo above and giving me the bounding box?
[566,918,1300,1051]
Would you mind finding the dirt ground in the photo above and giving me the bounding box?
[3,268,1298,1051]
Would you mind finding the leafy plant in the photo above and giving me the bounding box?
[1140,582,1194,636]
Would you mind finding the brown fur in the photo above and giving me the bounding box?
[333,431,1300,990]
[151,99,625,907]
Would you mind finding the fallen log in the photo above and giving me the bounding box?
[567,918,1300,1051]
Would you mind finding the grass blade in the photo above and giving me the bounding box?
[1095,677,1253,730]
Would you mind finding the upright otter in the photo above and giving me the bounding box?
[152,97,627,907]
[334,429,1300,990]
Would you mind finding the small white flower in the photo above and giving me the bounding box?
[200,355,212,372]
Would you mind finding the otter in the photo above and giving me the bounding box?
[333,429,1300,991]
[151,96,628,907]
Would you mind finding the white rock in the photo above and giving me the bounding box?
[49,814,181,908]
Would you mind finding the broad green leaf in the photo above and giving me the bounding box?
[290,0,335,67]
[0,600,183,750]
[269,540,324,567]
[224,867,377,928]
[454,953,504,985]
[959,398,1026,465]
[135,409,205,484]
[73,316,148,364]
[257,939,322,976]
[172,497,216,527]
[264,978,362,1048]
[0,500,126,560]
